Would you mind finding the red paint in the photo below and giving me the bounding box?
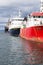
[20,26,43,48]
[31,12,43,16]
[21,39,43,64]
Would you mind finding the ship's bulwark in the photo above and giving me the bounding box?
[20,26,43,48]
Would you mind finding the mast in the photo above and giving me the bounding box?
[18,9,21,17]
[40,0,43,12]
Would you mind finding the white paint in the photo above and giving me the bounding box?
[9,17,24,29]
[26,18,43,28]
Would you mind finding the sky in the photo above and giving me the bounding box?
[0,0,40,8]
[0,0,40,6]
[0,0,40,20]
[0,0,40,15]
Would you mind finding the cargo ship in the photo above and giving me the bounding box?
[20,0,43,48]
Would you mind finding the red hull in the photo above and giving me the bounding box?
[20,26,43,48]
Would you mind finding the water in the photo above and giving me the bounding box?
[0,22,6,30]
[0,31,43,65]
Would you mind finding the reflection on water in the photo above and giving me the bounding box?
[21,38,43,64]
[0,31,43,65]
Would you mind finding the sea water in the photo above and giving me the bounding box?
[0,31,24,65]
[0,31,43,65]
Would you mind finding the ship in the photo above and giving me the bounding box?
[20,0,43,48]
[8,10,24,36]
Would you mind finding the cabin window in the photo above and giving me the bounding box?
[33,16,38,18]
[18,19,23,21]
[33,16,35,18]
[33,16,43,18]
[41,16,43,18]
[38,16,40,18]
[12,19,23,21]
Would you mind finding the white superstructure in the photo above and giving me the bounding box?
[9,17,24,29]
[8,10,24,30]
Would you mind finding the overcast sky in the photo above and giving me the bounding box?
[0,0,40,6]
[0,0,40,12]
[0,0,41,18]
